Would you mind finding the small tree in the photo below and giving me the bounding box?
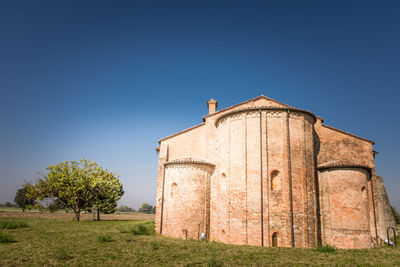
[37,159,122,221]
[14,184,36,212]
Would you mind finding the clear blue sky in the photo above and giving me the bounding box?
[0,1,399,210]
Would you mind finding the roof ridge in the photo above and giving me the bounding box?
[321,124,374,144]
[203,95,294,120]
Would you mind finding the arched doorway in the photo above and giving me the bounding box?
[272,232,278,247]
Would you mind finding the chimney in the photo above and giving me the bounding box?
[207,99,218,114]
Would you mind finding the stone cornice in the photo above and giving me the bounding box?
[215,106,317,127]
[317,163,372,171]
[164,158,215,168]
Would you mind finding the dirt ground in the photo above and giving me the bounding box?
[0,209,154,221]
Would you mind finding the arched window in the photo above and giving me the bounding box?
[272,232,278,247]
[221,172,226,178]
[271,170,280,190]
[361,186,367,201]
[170,183,177,197]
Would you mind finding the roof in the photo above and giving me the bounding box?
[157,95,375,145]
[202,95,294,121]
[321,124,375,144]
[158,122,205,143]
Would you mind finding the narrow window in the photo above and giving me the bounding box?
[361,186,367,201]
[271,170,279,190]
[272,232,278,247]
[171,183,177,197]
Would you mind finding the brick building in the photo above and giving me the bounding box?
[155,96,395,249]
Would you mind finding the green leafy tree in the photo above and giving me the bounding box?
[36,159,123,221]
[91,172,124,220]
[14,184,36,212]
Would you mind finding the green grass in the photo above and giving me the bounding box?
[316,244,337,253]
[0,220,28,229]
[117,221,155,236]
[129,221,155,236]
[0,232,15,243]
[98,234,113,243]
[0,217,399,266]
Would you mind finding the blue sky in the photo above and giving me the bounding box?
[0,1,399,209]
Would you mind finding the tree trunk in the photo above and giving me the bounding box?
[97,208,100,221]
[75,210,80,221]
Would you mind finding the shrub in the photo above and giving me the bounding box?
[0,220,28,229]
[131,223,155,235]
[130,222,155,236]
[117,221,155,236]
[0,232,16,243]
[316,244,337,253]
[98,235,113,242]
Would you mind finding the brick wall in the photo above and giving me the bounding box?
[155,96,393,249]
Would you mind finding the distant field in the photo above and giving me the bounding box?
[0,208,154,221]
[0,213,399,266]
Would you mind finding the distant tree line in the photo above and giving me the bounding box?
[116,205,136,212]
[0,202,17,208]
[138,203,156,214]
[115,203,156,214]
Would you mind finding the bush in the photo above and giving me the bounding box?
[130,222,155,236]
[117,221,155,236]
[98,234,113,242]
[316,244,337,253]
[0,232,16,243]
[0,220,28,229]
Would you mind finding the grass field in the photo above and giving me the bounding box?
[0,208,155,221]
[0,212,399,266]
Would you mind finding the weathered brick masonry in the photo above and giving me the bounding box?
[155,96,395,249]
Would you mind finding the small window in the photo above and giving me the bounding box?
[361,186,366,192]
[361,186,367,201]
[171,183,177,197]
[221,172,226,178]
[271,170,280,190]
[272,232,278,247]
